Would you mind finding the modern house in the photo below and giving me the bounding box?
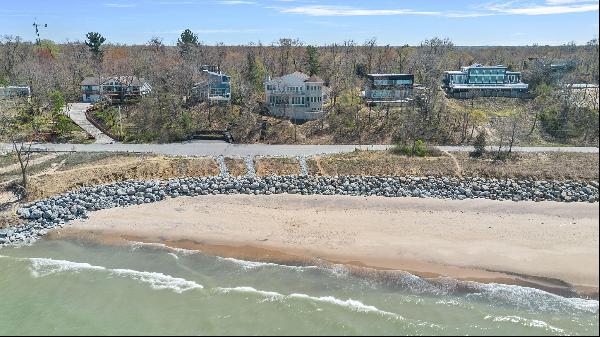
[0,86,31,99]
[264,71,329,121]
[442,64,529,98]
[81,76,152,103]
[191,70,231,104]
[363,74,415,105]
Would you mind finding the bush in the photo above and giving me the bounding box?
[471,132,487,158]
[391,139,441,157]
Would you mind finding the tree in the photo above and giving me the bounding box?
[0,111,36,198]
[494,109,525,158]
[276,38,302,76]
[245,51,266,94]
[178,29,198,45]
[177,29,198,58]
[85,32,106,62]
[50,90,65,115]
[306,45,320,76]
[0,35,26,84]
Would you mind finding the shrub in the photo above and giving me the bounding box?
[471,132,487,158]
[391,139,440,157]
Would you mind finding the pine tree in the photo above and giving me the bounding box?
[177,29,198,57]
[85,32,106,62]
[306,45,320,76]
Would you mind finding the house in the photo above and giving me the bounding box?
[81,76,152,103]
[264,71,329,121]
[191,70,231,104]
[442,64,529,99]
[0,86,31,99]
[363,74,415,105]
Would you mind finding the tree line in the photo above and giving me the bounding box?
[1,31,598,147]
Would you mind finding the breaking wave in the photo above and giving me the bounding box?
[484,315,565,334]
[216,286,403,319]
[26,257,203,294]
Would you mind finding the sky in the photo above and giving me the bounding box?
[0,0,598,46]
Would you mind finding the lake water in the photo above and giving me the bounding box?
[0,239,597,335]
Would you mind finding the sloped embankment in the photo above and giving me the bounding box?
[27,156,219,201]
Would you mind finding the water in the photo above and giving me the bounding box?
[0,239,597,336]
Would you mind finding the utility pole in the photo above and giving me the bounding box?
[32,19,48,45]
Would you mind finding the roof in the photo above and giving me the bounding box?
[81,76,148,86]
[0,86,30,89]
[305,75,324,83]
[203,70,230,78]
[81,77,100,86]
[266,71,310,86]
[461,64,508,70]
[367,73,413,77]
[281,71,310,82]
[566,83,599,89]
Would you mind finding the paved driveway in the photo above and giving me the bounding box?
[66,103,115,144]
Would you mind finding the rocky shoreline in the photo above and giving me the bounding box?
[1,175,598,246]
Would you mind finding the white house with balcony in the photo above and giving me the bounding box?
[264,72,329,121]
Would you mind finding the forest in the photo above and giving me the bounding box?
[1,32,598,148]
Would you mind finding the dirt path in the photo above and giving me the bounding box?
[442,150,463,178]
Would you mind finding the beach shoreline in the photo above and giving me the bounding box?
[47,194,599,299]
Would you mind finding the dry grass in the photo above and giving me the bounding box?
[457,152,599,181]
[3,150,597,206]
[307,150,598,181]
[307,151,458,177]
[224,158,247,176]
[26,156,219,201]
[255,157,301,176]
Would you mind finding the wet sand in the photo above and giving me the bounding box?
[52,194,599,297]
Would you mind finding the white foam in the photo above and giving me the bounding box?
[470,282,600,314]
[168,253,179,260]
[218,286,284,299]
[217,256,319,271]
[289,293,400,317]
[216,286,403,319]
[26,257,202,294]
[111,268,203,293]
[29,258,106,277]
[127,240,197,256]
[485,315,565,333]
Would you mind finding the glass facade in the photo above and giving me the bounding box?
[373,79,413,86]
[467,67,506,84]
[445,66,526,87]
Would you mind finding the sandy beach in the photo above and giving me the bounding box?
[52,194,599,296]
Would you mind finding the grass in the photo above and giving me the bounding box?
[255,157,301,176]
[307,150,599,181]
[25,156,220,201]
[456,152,599,181]
[307,150,457,177]
[224,158,247,177]
[0,153,18,168]
[56,152,143,171]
